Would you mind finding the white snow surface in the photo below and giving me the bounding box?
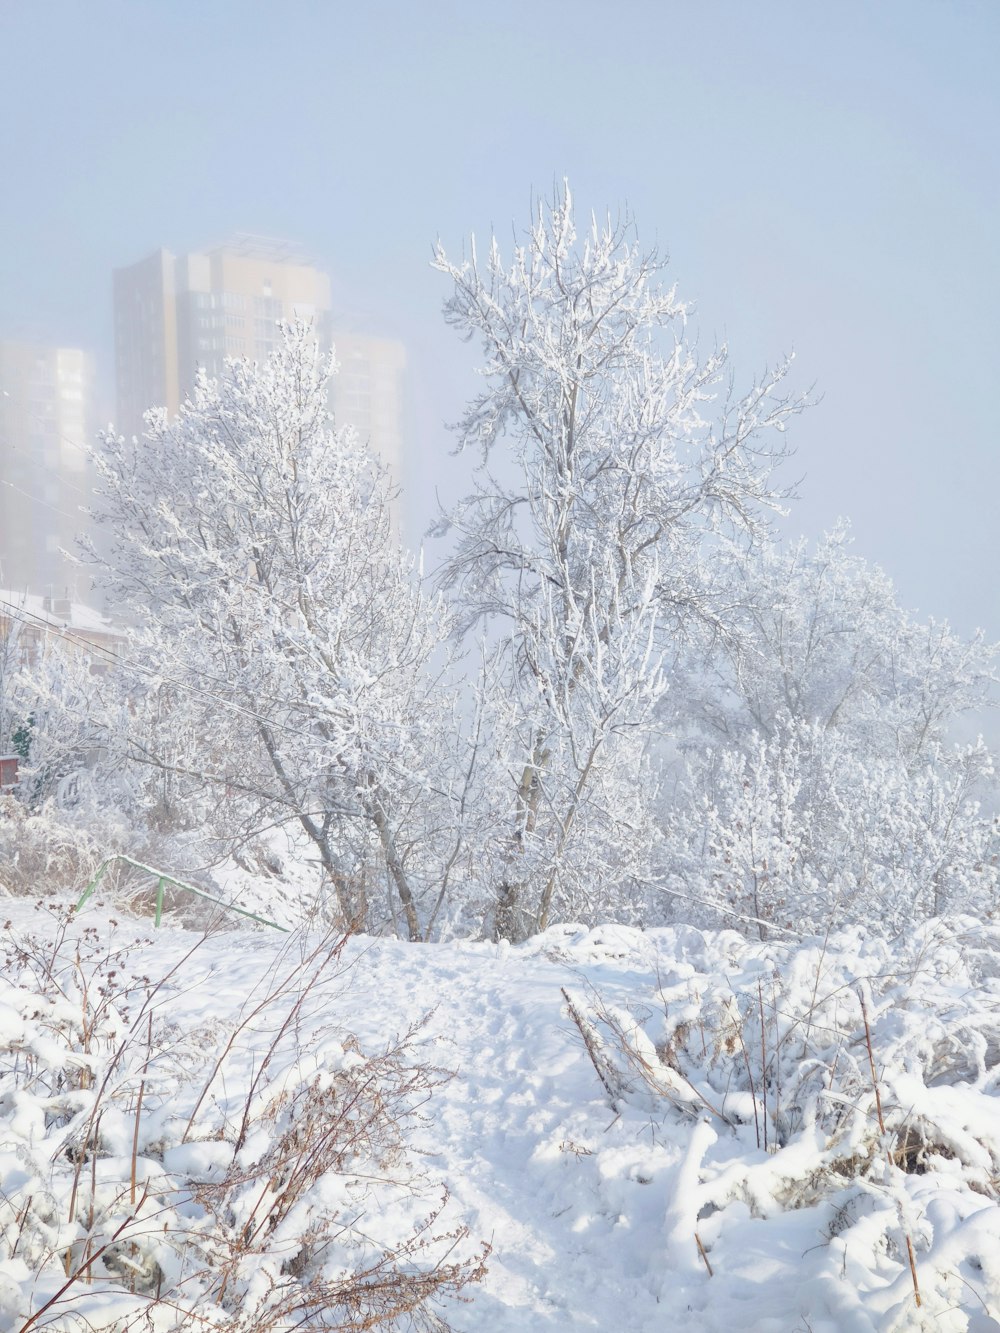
[3,894,1000,1331]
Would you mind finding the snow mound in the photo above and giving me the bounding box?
[2,898,1000,1329]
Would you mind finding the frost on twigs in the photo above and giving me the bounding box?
[0,912,487,1331]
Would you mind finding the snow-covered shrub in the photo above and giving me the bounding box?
[564,919,1000,1325]
[0,634,147,902]
[663,720,999,937]
[0,794,117,897]
[661,524,1000,938]
[0,912,487,1331]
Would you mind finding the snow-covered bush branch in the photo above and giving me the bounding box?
[0,909,487,1330]
[561,918,1000,1325]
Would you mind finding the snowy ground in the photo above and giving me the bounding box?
[3,891,1000,1331]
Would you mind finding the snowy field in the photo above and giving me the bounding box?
[2,893,1000,1331]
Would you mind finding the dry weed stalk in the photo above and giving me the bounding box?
[3,916,488,1332]
[695,1230,713,1278]
[757,979,768,1152]
[181,928,349,1143]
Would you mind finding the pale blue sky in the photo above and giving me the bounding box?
[1,0,998,640]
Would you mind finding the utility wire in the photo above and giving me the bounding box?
[0,596,337,750]
[0,479,82,524]
[0,385,98,500]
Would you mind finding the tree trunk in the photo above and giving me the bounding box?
[365,781,421,942]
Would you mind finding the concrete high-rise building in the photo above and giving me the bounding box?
[112,249,179,438]
[114,237,329,440]
[113,237,404,484]
[329,330,406,484]
[0,341,95,598]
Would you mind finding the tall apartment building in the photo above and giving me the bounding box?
[113,237,404,483]
[0,341,95,598]
[331,330,406,482]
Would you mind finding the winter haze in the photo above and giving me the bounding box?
[1,0,998,645]
[3,6,1000,1331]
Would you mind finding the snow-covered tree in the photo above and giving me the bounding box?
[87,325,459,938]
[433,184,805,938]
[0,606,25,760]
[692,522,998,763]
[663,527,1000,936]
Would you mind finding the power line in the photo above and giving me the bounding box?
[0,383,98,488]
[0,478,82,524]
[0,595,339,750]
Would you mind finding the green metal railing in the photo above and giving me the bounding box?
[75,854,289,932]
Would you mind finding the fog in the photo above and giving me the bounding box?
[2,0,997,644]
